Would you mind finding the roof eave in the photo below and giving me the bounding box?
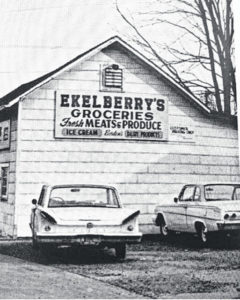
[0,35,211,115]
[0,36,121,111]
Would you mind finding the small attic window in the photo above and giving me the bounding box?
[102,64,123,90]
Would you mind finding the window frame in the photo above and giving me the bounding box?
[100,64,124,92]
[179,185,201,202]
[232,186,240,200]
[0,163,10,202]
[38,186,47,206]
[204,184,240,201]
[48,186,120,208]
[194,186,201,201]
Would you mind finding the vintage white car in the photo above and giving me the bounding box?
[30,184,142,259]
[153,183,240,245]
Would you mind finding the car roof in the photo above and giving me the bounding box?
[184,183,240,186]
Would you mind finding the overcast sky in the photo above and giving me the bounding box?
[0,0,117,96]
[0,0,239,98]
[0,0,188,97]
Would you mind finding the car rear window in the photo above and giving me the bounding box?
[48,186,119,208]
[204,184,240,201]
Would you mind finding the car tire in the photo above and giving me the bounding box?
[159,222,169,240]
[197,224,208,246]
[115,243,126,260]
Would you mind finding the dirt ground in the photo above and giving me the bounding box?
[0,234,240,299]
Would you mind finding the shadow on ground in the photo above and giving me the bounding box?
[0,241,125,265]
[0,234,239,265]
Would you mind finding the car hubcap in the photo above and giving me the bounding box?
[201,229,207,242]
[162,225,168,236]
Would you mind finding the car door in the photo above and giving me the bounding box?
[185,186,202,232]
[170,185,196,231]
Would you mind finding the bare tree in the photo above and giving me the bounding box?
[116,0,235,115]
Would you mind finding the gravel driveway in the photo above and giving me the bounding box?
[0,234,240,299]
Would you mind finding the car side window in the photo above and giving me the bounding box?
[232,187,240,200]
[179,186,195,202]
[194,187,201,201]
[107,189,119,206]
[38,187,45,206]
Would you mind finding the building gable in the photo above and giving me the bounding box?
[0,36,212,116]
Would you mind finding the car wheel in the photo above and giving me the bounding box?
[197,224,208,246]
[115,243,126,260]
[159,222,168,239]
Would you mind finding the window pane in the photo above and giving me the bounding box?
[38,187,46,206]
[233,188,240,200]
[1,166,9,200]
[194,187,201,201]
[205,184,238,201]
[181,186,195,201]
[49,186,119,208]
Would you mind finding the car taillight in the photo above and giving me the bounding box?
[224,214,229,220]
[231,213,237,219]
[127,225,134,231]
[44,225,51,232]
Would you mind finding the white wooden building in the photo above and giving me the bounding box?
[0,36,239,238]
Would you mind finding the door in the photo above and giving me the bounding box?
[185,186,202,232]
[169,185,196,231]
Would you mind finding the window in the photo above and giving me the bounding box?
[101,64,123,91]
[107,188,119,205]
[0,164,9,201]
[204,184,240,201]
[3,127,9,141]
[194,187,201,201]
[179,186,195,202]
[0,119,10,150]
[48,186,120,208]
[38,186,47,206]
[233,187,240,200]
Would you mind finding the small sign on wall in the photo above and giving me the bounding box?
[55,91,168,141]
[0,120,10,150]
[169,125,195,141]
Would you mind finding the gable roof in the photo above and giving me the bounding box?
[0,35,211,114]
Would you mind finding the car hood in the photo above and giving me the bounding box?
[206,200,240,212]
[41,206,140,225]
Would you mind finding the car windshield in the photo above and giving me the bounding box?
[204,184,240,201]
[48,186,119,208]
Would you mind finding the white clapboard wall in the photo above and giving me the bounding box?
[7,45,239,236]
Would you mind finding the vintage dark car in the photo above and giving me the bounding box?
[153,183,240,244]
[30,184,142,259]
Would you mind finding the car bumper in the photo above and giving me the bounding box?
[217,222,240,231]
[36,233,142,246]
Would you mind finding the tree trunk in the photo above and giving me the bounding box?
[197,0,223,113]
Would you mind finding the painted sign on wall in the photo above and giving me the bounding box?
[0,120,10,150]
[169,125,195,141]
[55,91,168,141]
